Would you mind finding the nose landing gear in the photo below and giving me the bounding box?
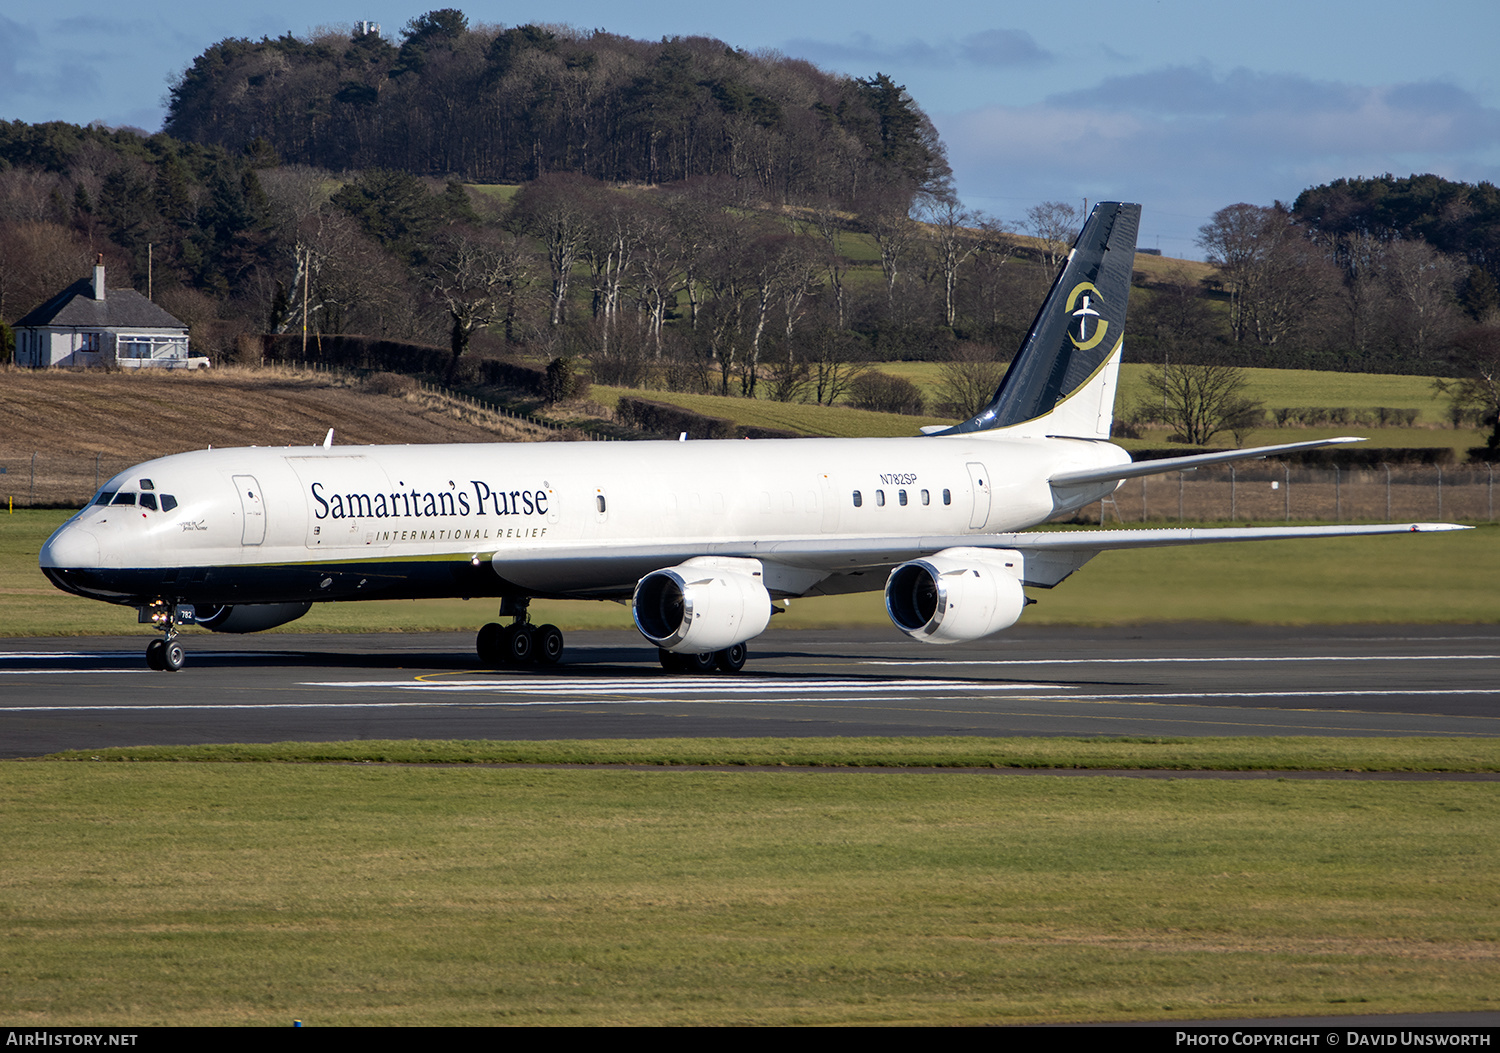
[142,602,185,671]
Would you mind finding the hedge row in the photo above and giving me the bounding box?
[1133,446,1458,466]
[615,396,801,440]
[1270,407,1421,427]
[245,334,589,403]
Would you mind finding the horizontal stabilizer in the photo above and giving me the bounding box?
[1049,436,1366,488]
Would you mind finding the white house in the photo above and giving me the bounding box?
[13,259,209,369]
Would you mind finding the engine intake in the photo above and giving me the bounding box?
[885,548,1027,644]
[633,557,772,653]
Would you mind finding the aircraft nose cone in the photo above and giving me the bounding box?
[40,526,101,569]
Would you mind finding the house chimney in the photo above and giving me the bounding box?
[93,254,105,301]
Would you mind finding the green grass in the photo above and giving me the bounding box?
[3,761,1496,1025]
[45,736,1500,771]
[7,510,1496,635]
[590,383,949,437]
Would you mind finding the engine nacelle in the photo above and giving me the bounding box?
[632,557,772,653]
[885,548,1027,645]
[192,602,313,634]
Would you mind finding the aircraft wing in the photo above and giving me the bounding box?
[499,521,1468,594]
[1049,436,1366,488]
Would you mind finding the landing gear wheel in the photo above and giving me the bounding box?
[534,624,564,666]
[146,639,166,671]
[502,624,534,666]
[476,622,504,665]
[684,651,717,674]
[714,643,747,673]
[163,640,185,672]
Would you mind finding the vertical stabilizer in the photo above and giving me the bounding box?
[942,201,1140,439]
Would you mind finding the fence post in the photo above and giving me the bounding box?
[1334,465,1341,522]
[1283,463,1290,521]
[1141,476,1147,522]
[1178,471,1184,522]
[1383,463,1391,520]
[30,451,36,507]
[1229,464,1236,521]
[1437,465,1443,520]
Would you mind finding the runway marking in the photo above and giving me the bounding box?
[862,654,1500,667]
[302,677,1061,695]
[0,668,149,675]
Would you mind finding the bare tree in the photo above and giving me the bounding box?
[921,200,986,328]
[1024,200,1081,275]
[860,187,917,314]
[1198,203,1337,349]
[1138,362,1262,446]
[428,228,534,380]
[509,173,594,326]
[936,342,1007,419]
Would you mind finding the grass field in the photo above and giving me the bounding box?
[5,510,1496,635]
[3,758,1496,1025]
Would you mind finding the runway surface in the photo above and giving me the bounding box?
[3,623,1498,757]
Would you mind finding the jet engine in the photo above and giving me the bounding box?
[632,557,772,653]
[192,602,313,634]
[885,548,1027,645]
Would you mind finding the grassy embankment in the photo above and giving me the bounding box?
[595,365,1488,453]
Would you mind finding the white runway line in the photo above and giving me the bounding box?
[862,654,1500,667]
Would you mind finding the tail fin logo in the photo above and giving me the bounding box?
[1067,282,1109,351]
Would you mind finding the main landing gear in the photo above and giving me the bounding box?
[143,601,186,672]
[658,642,747,674]
[476,598,564,668]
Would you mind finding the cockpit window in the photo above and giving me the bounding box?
[111,492,137,506]
[94,490,117,506]
[139,478,155,491]
[161,495,178,512]
[139,493,158,511]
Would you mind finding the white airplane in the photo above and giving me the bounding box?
[40,202,1464,672]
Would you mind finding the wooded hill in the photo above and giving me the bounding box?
[163,10,951,209]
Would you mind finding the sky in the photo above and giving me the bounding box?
[3,0,1498,259]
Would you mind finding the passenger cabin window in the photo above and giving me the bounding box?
[852,490,862,508]
[596,495,607,513]
[898,489,908,506]
[943,489,952,505]
[921,489,930,505]
[875,490,886,507]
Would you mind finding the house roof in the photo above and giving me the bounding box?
[14,278,188,331]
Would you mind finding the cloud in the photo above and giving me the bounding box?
[786,28,1053,74]
[957,30,1052,68]
[937,66,1500,258]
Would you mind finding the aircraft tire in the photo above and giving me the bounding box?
[714,643,747,673]
[502,625,533,666]
[683,651,716,674]
[163,640,186,672]
[476,622,504,665]
[146,639,166,671]
[535,624,564,665]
